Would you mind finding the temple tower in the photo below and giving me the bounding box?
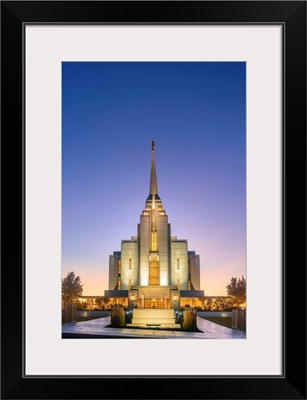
[106,141,204,309]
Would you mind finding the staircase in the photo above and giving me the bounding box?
[127,309,181,329]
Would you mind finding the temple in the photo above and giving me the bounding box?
[105,141,204,310]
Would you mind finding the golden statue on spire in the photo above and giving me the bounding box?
[150,139,155,151]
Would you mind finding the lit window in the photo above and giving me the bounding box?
[151,232,157,251]
[149,260,159,285]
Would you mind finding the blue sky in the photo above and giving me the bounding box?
[62,61,246,296]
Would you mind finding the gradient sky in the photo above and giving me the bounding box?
[62,62,246,296]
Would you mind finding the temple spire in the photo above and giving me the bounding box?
[149,140,158,196]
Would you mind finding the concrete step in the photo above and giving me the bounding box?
[132,309,175,318]
[131,309,177,326]
[132,309,174,312]
[127,323,182,329]
[131,318,176,324]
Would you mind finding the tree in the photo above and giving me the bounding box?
[204,297,212,310]
[62,271,83,304]
[226,275,246,308]
[198,296,205,310]
[95,296,110,310]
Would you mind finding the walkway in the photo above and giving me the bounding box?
[62,316,246,339]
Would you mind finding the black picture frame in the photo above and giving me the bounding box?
[1,1,306,399]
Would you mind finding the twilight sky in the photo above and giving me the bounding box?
[62,62,246,296]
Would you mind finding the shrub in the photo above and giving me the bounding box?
[111,305,125,327]
[182,309,197,330]
[77,304,88,311]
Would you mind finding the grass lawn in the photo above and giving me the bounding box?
[200,316,232,329]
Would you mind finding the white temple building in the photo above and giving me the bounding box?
[105,141,204,310]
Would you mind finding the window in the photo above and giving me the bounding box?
[151,232,157,251]
[177,258,180,269]
[129,258,132,269]
[149,261,159,285]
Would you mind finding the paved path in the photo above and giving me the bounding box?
[62,316,246,339]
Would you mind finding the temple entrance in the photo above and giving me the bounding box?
[137,296,171,309]
[145,298,164,309]
[133,286,176,309]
